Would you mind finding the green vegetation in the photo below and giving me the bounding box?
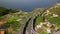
[34,4,60,34]
[48,6,60,27]
[0,3,60,34]
[49,7,60,16]
[35,16,43,26]
[0,6,31,34]
[0,7,17,16]
[39,30,47,34]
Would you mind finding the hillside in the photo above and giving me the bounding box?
[0,8,32,34]
[0,7,17,16]
[0,3,60,34]
[0,6,44,34]
[35,3,60,34]
[48,3,60,27]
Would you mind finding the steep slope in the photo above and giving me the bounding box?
[48,3,60,27]
[0,7,17,16]
[35,3,60,34]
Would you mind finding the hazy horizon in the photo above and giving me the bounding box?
[0,0,60,11]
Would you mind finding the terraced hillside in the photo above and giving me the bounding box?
[0,9,32,34]
[0,3,60,34]
[48,4,60,27]
[0,7,44,34]
[35,3,60,34]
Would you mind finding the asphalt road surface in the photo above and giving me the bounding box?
[18,14,32,34]
[18,8,50,34]
[28,8,48,34]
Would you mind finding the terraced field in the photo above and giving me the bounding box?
[0,3,60,34]
[35,4,60,34]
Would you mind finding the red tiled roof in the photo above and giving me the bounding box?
[0,20,6,25]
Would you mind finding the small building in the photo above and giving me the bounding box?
[43,21,50,25]
[0,20,6,25]
[42,10,50,16]
[46,10,50,13]
[35,23,43,30]
[53,13,59,17]
[46,27,52,34]
[45,10,50,16]
[0,20,8,34]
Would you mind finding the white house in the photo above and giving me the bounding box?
[47,27,52,34]
[35,23,43,30]
[45,10,50,16]
[53,13,59,17]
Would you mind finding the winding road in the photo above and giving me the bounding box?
[18,14,32,34]
[28,8,48,34]
[18,8,50,34]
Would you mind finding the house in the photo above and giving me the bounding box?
[46,10,50,13]
[43,21,50,25]
[0,20,7,34]
[45,10,51,16]
[0,20,6,25]
[35,23,43,33]
[43,21,52,27]
[46,27,52,34]
[35,23,43,30]
[43,18,48,22]
[53,13,59,17]
[42,10,50,16]
[36,25,42,29]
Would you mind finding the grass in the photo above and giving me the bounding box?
[49,17,60,27]
[39,30,47,34]
[35,6,60,34]
[49,7,60,16]
[48,7,60,27]
[35,16,43,26]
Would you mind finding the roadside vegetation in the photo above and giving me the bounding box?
[35,4,60,34]
[0,3,60,34]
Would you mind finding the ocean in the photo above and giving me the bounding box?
[0,0,60,11]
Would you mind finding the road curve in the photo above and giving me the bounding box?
[18,7,51,34]
[28,9,46,34]
[28,8,51,34]
[18,14,32,34]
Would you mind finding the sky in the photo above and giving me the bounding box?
[0,0,60,11]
